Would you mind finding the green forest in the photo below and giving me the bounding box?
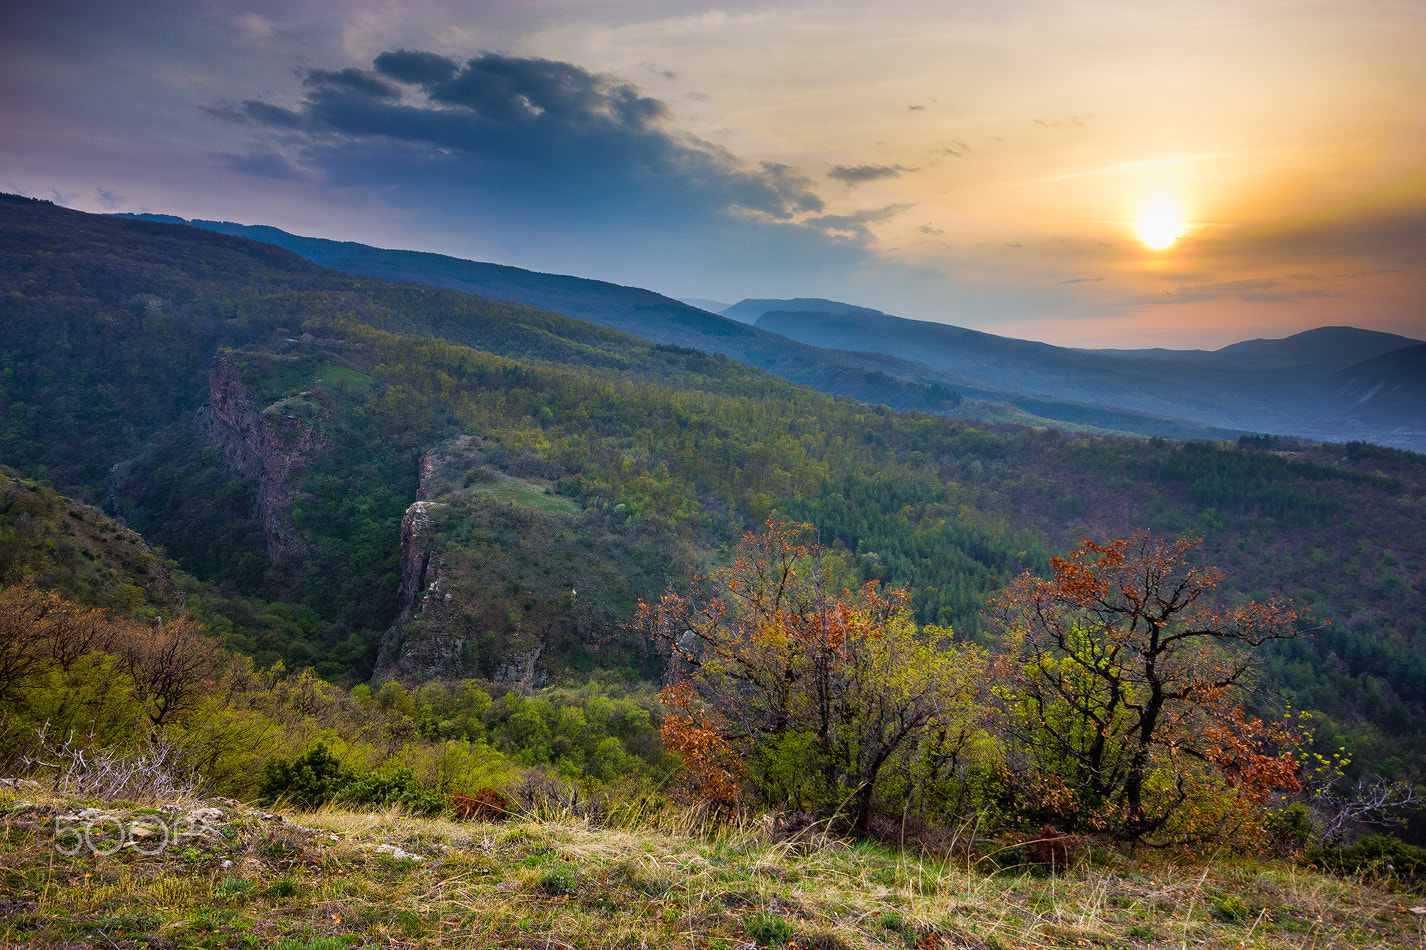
[2,192,1424,848]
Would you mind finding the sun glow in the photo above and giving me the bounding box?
[1134,199,1186,251]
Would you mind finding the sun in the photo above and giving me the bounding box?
[1134,199,1186,251]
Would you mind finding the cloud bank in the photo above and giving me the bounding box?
[222,49,829,229]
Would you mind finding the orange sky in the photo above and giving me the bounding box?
[3,0,1423,347]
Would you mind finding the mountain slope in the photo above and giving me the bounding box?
[1321,343,1426,444]
[122,215,1243,441]
[6,196,1426,777]
[1211,326,1423,370]
[741,299,1423,450]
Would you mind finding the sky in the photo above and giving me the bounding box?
[2,0,1424,349]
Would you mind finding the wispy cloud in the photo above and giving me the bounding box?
[828,163,913,186]
[1000,153,1236,188]
[1130,278,1333,306]
[806,204,912,242]
[1033,116,1085,130]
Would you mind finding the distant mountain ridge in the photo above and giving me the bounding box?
[120,215,1243,441]
[1090,325,1422,372]
[121,214,1421,449]
[735,299,1423,451]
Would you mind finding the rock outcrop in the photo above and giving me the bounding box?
[200,354,326,560]
[372,438,550,687]
[372,488,470,684]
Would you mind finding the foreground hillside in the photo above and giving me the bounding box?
[2,787,1423,949]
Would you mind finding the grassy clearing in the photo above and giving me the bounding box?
[1,789,1422,949]
[469,471,580,517]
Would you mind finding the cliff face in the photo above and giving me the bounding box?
[201,354,326,560]
[371,491,469,683]
[372,440,548,687]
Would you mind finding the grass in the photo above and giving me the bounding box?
[467,470,580,517]
[1,789,1423,948]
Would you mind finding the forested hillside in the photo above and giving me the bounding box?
[129,214,1248,441]
[3,193,1425,783]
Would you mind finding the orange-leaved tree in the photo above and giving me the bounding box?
[635,521,986,835]
[988,533,1303,846]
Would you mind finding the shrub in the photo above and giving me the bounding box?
[1024,824,1080,873]
[260,743,351,808]
[1305,833,1426,881]
[337,764,444,815]
[743,912,794,947]
[450,787,512,820]
[1266,802,1314,852]
[260,744,443,813]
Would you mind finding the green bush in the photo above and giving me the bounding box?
[260,743,444,814]
[1306,834,1426,881]
[1266,802,1315,851]
[336,764,445,815]
[260,743,351,808]
[743,912,794,947]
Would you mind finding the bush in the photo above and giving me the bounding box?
[1266,802,1314,852]
[260,743,351,808]
[743,912,794,947]
[337,764,444,815]
[1024,824,1080,873]
[260,744,443,813]
[1305,833,1426,881]
[451,787,512,820]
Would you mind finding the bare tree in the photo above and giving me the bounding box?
[1312,776,1419,844]
[113,616,224,728]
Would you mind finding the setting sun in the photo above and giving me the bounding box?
[1134,199,1187,251]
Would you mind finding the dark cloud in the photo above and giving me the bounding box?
[1060,276,1102,284]
[934,141,969,158]
[828,163,912,186]
[305,68,401,100]
[907,105,925,111]
[213,99,304,129]
[424,54,668,127]
[373,49,459,85]
[95,187,123,209]
[219,150,311,181]
[230,49,821,225]
[917,224,944,235]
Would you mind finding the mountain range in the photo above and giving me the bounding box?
[122,215,1425,451]
[5,194,1424,783]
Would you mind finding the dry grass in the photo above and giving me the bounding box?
[1,786,1422,949]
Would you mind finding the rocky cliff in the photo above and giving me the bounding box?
[200,354,327,560]
[372,438,551,687]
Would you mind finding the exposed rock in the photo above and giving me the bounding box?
[0,778,40,790]
[396,500,442,616]
[200,353,327,560]
[373,433,573,684]
[371,494,463,683]
[494,645,547,687]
